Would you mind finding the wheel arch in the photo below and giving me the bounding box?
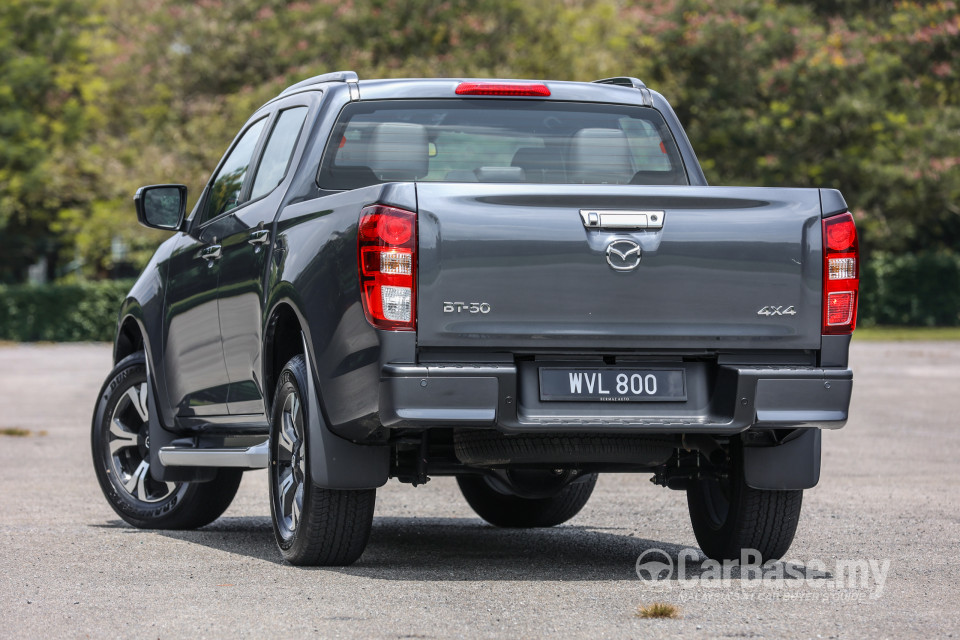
[115,313,146,364]
[263,299,308,415]
[263,297,389,490]
[112,296,173,430]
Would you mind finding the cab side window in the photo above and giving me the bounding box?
[251,107,309,201]
[201,118,267,223]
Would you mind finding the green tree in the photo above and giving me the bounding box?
[4,0,958,281]
[56,0,638,277]
[0,0,106,282]
[626,0,960,254]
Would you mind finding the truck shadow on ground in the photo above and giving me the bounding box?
[101,516,831,583]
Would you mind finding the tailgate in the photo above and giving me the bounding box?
[415,184,823,351]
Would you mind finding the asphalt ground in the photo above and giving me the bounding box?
[1,342,958,639]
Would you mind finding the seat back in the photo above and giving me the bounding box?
[511,146,565,183]
[367,123,429,181]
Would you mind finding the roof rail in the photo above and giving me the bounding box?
[591,76,653,107]
[592,76,647,89]
[279,70,359,97]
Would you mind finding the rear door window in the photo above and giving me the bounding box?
[318,100,687,190]
[251,107,309,201]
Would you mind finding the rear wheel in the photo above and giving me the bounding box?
[457,472,598,528]
[686,442,802,563]
[269,355,376,566]
[91,352,242,529]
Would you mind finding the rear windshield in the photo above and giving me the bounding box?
[317,99,688,190]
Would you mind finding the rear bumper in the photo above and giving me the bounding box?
[379,363,852,434]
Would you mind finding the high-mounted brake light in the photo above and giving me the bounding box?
[358,204,417,330]
[822,212,859,334]
[455,82,551,97]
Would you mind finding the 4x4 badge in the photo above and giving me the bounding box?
[606,240,642,271]
[757,305,797,316]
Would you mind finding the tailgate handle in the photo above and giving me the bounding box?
[580,210,665,230]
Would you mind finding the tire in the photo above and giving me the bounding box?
[686,442,803,563]
[91,352,242,529]
[269,354,376,566]
[457,473,598,528]
[454,431,674,467]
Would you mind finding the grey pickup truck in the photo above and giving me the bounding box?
[91,72,858,566]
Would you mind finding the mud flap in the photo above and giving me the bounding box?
[304,345,389,489]
[743,429,821,490]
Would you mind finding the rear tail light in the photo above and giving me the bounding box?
[358,204,417,330]
[455,82,551,97]
[822,212,859,334]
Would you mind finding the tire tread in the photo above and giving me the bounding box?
[686,444,803,563]
[271,355,375,566]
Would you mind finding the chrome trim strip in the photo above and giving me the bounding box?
[157,439,269,468]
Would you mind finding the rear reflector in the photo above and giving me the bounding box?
[455,82,551,97]
[826,291,856,326]
[822,212,859,334]
[358,205,417,330]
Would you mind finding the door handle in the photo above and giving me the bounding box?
[198,245,222,261]
[248,229,271,246]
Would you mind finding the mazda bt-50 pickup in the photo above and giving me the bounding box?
[91,72,858,566]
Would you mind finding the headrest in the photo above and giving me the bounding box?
[511,146,555,169]
[367,123,429,180]
[569,128,633,184]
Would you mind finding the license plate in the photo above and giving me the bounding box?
[538,367,686,402]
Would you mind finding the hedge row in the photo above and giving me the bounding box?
[859,252,960,327]
[0,280,133,342]
[0,252,957,342]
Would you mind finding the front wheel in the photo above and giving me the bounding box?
[686,443,803,563]
[91,352,242,529]
[269,354,376,566]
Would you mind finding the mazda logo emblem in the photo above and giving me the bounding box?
[606,240,641,271]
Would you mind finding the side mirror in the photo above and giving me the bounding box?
[134,184,187,231]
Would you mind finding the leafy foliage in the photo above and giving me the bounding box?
[0,0,958,325]
[860,251,960,326]
[637,1,960,256]
[0,0,107,281]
